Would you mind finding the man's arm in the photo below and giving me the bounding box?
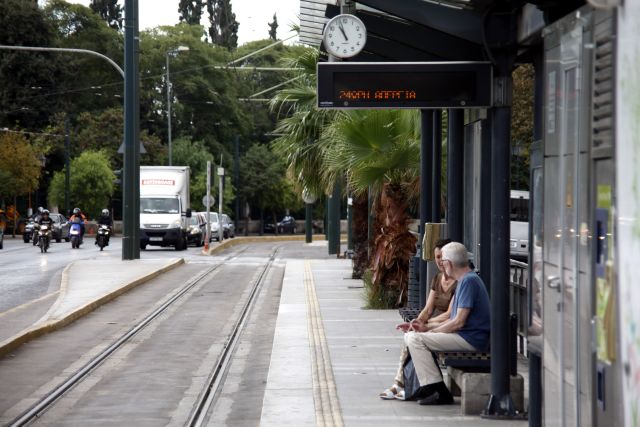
[429,308,471,333]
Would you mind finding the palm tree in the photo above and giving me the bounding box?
[321,110,420,305]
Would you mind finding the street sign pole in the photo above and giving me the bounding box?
[205,161,211,251]
[217,167,224,242]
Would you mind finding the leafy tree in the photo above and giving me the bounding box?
[178,0,204,25]
[89,0,123,30]
[0,0,64,130]
[48,150,115,219]
[206,0,239,49]
[239,144,295,233]
[43,0,124,116]
[511,64,534,190]
[0,132,44,234]
[0,132,43,202]
[268,13,278,41]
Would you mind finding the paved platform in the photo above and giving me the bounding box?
[261,256,529,427]
[0,257,183,357]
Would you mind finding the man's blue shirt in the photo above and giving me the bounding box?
[450,271,491,350]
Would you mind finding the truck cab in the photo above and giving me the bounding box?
[139,166,191,251]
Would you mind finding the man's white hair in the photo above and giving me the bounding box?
[441,242,469,268]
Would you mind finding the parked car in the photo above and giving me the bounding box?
[277,215,297,234]
[50,213,70,243]
[202,212,222,241]
[221,214,235,238]
[510,190,529,261]
[263,215,276,234]
[187,212,207,246]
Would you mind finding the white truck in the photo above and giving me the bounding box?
[139,166,192,251]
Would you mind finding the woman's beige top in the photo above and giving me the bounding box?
[417,272,457,322]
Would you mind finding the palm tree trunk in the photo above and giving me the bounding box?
[351,191,369,279]
[369,183,416,307]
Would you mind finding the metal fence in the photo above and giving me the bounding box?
[509,259,529,354]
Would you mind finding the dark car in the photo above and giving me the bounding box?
[221,214,235,238]
[187,212,207,246]
[50,213,70,242]
[262,216,276,234]
[277,215,297,234]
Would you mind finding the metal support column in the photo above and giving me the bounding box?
[447,109,464,242]
[432,110,442,222]
[328,182,341,255]
[419,110,433,308]
[64,117,70,216]
[347,194,353,251]
[122,0,140,260]
[484,47,517,417]
[234,135,240,229]
[528,45,544,427]
[305,203,313,243]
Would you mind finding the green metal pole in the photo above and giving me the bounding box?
[64,117,70,216]
[347,194,353,251]
[122,0,140,260]
[367,186,373,257]
[305,203,313,243]
[328,181,341,255]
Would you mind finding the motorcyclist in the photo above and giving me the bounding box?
[36,209,53,245]
[31,207,44,245]
[69,207,87,240]
[95,209,113,245]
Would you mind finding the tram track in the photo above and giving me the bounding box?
[6,244,279,427]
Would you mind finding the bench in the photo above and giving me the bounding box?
[398,309,524,415]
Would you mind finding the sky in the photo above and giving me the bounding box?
[66,0,300,45]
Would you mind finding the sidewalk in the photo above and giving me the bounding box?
[261,256,529,427]
[0,257,183,357]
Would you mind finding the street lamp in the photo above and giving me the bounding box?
[166,46,189,166]
[302,188,317,244]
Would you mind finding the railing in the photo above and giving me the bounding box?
[509,259,529,354]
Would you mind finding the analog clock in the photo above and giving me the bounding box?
[323,14,367,59]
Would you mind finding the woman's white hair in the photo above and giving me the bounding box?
[441,242,469,268]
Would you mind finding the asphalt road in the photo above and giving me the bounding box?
[0,235,215,314]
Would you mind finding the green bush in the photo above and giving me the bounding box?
[362,269,398,309]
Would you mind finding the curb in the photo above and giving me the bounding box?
[0,258,185,358]
[204,235,328,256]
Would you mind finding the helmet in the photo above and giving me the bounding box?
[101,209,109,216]
[42,209,50,215]
[38,207,44,213]
[73,207,80,215]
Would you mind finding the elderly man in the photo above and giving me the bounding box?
[404,241,490,405]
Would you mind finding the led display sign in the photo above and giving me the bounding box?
[317,62,492,109]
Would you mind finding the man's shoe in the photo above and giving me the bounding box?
[417,382,454,405]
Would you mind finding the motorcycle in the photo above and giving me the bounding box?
[37,224,51,253]
[96,224,110,251]
[69,218,83,249]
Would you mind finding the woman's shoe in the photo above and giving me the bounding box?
[379,384,403,400]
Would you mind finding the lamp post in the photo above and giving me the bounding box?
[166,46,189,166]
[302,188,317,244]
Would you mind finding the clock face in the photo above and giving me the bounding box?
[323,14,367,59]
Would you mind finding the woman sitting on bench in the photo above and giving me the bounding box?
[379,238,457,400]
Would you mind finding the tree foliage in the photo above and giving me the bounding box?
[511,63,534,190]
[268,13,278,41]
[206,0,239,49]
[0,132,43,200]
[48,150,115,218]
[0,0,64,130]
[178,0,204,25]
[89,0,122,30]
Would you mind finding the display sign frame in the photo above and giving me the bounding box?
[317,61,493,109]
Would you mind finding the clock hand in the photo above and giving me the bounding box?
[338,21,349,41]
